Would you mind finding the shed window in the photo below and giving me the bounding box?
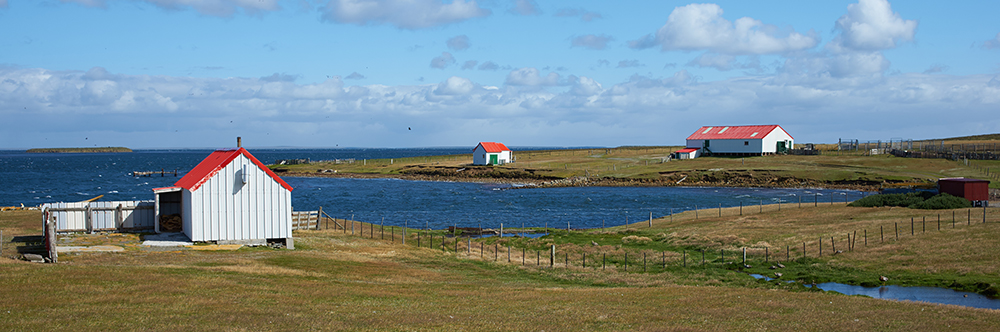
[744,141,749,146]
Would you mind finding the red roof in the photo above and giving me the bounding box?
[475,142,510,153]
[675,148,699,153]
[173,148,293,192]
[686,125,792,140]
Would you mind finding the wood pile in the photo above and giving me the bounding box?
[160,214,182,232]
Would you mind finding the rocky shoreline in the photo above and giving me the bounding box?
[277,169,881,191]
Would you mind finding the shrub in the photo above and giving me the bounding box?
[910,193,971,210]
[849,192,970,210]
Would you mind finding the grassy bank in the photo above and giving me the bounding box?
[3,203,1000,330]
[272,146,999,189]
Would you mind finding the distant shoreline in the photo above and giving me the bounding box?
[26,147,133,153]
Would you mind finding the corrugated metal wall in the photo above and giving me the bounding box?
[42,200,156,232]
[185,154,292,242]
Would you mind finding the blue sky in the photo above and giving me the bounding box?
[1,0,998,149]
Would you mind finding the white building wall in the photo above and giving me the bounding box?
[688,139,763,154]
[761,130,794,153]
[473,146,512,165]
[185,154,291,242]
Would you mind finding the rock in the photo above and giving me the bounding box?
[23,253,44,263]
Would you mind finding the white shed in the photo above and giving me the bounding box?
[685,125,793,156]
[673,148,700,159]
[473,142,512,165]
[153,148,294,248]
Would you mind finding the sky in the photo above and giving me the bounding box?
[1,0,998,149]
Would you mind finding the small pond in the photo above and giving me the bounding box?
[751,274,1000,310]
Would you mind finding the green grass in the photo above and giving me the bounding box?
[4,203,1000,330]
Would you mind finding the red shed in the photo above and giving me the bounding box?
[938,178,990,206]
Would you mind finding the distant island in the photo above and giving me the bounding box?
[26,147,133,153]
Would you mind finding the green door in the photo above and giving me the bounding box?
[489,154,498,165]
[776,141,787,153]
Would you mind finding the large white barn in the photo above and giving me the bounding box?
[685,125,794,156]
[473,142,512,165]
[153,147,294,248]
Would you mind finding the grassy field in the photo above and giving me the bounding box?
[274,146,1000,189]
[3,202,1000,330]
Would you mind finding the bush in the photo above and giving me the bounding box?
[910,193,972,209]
[848,192,970,210]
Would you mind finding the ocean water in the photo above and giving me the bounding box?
[0,148,860,229]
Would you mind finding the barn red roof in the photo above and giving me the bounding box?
[475,142,510,153]
[173,148,293,192]
[686,125,792,140]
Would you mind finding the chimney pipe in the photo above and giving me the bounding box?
[237,137,242,148]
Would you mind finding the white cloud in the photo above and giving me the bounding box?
[687,53,761,72]
[569,76,603,96]
[504,67,567,86]
[461,60,478,70]
[345,72,366,80]
[570,34,613,50]
[478,61,500,71]
[617,60,643,68]
[923,64,948,74]
[829,0,917,52]
[509,0,540,16]
[447,35,471,51]
[555,8,601,22]
[629,3,818,55]
[2,66,998,148]
[320,0,490,29]
[434,76,476,95]
[62,0,281,17]
[983,33,1000,49]
[430,52,456,69]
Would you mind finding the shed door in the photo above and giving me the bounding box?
[489,154,498,165]
[776,141,787,153]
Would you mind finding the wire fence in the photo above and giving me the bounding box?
[308,202,996,273]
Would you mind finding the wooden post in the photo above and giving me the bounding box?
[802,242,805,259]
[864,229,867,246]
[624,252,628,271]
[819,238,822,256]
[831,237,835,252]
[643,252,646,272]
[895,222,898,241]
[740,201,743,215]
[550,245,555,267]
[115,204,123,230]
[318,206,323,230]
[742,248,746,266]
[911,218,914,236]
[786,245,789,261]
[85,204,93,234]
[603,253,606,270]
[649,212,652,228]
[759,200,762,213]
[718,203,722,217]
[765,247,768,262]
[403,221,406,245]
[381,218,384,240]
[922,216,925,233]
[695,205,698,219]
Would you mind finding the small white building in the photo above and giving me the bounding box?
[153,147,294,248]
[673,148,700,159]
[685,125,794,156]
[473,142,512,165]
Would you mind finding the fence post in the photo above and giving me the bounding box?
[649,212,652,228]
[318,206,323,230]
[718,203,722,217]
[550,245,555,267]
[802,242,805,259]
[403,221,406,245]
[625,252,628,271]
